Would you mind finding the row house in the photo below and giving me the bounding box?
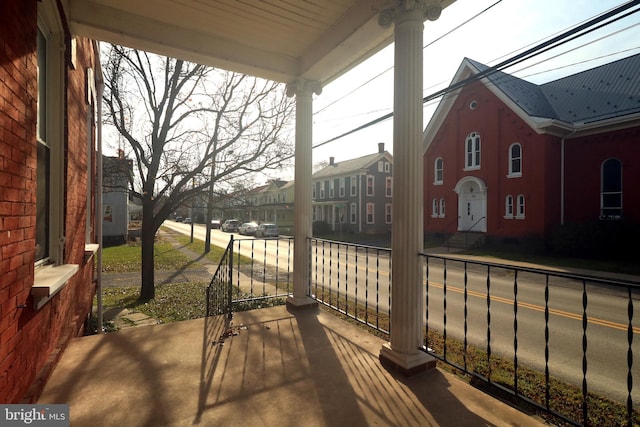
[0,0,101,402]
[312,143,393,234]
[247,180,295,232]
[423,54,640,244]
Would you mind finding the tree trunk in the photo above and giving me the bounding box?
[140,199,156,301]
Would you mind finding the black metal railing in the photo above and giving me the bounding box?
[205,236,234,319]
[207,234,640,426]
[206,235,294,316]
[309,238,392,334]
[421,253,640,426]
[231,236,293,308]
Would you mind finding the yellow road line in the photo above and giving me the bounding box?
[429,282,640,334]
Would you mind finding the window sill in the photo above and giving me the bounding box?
[507,173,522,179]
[32,264,79,310]
[84,243,100,262]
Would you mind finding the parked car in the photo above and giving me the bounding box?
[221,219,240,232]
[184,217,192,224]
[211,219,221,229]
[256,223,279,238]
[175,216,183,222]
[239,222,258,235]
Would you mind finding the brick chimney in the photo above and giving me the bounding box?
[378,142,384,153]
[329,156,335,166]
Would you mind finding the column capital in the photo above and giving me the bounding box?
[378,1,441,28]
[286,79,322,98]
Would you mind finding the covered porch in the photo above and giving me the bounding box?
[39,305,542,426]
[73,0,455,373]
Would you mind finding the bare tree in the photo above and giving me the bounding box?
[102,45,295,300]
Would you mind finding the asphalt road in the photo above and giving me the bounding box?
[164,220,640,406]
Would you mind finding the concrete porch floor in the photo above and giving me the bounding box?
[39,305,545,426]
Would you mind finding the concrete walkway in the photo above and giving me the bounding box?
[40,305,546,426]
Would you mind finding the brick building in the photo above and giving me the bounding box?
[423,55,640,245]
[0,0,100,402]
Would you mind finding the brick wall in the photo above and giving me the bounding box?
[0,0,97,403]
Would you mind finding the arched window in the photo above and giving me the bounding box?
[508,143,522,177]
[465,132,481,169]
[434,157,443,184]
[601,158,622,219]
[516,194,525,218]
[505,195,513,218]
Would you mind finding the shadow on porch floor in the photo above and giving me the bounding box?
[39,305,544,426]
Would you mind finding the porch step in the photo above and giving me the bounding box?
[445,232,485,250]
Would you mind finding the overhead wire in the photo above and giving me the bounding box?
[313,0,504,116]
[311,0,640,151]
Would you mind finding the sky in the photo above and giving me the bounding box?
[302,0,640,179]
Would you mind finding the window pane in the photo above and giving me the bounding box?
[37,29,47,142]
[602,159,621,192]
[36,142,50,261]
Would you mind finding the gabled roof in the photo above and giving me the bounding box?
[423,53,640,150]
[312,150,392,179]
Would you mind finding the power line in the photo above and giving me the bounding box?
[313,0,504,116]
[311,0,640,151]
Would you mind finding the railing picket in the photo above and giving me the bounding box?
[627,286,634,427]
[544,275,551,412]
[443,258,447,360]
[486,264,492,383]
[463,262,468,371]
[513,270,519,395]
[582,279,588,425]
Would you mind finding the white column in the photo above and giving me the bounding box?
[379,1,442,375]
[286,79,322,308]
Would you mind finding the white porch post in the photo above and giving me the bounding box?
[286,79,322,308]
[379,1,441,375]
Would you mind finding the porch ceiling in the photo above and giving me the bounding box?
[66,0,455,85]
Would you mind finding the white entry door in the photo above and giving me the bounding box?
[456,178,487,232]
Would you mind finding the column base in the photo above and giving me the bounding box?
[379,342,436,377]
[286,296,318,311]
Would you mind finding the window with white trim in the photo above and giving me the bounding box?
[378,161,384,172]
[465,132,481,170]
[516,194,525,218]
[312,206,317,221]
[350,203,357,224]
[601,158,622,219]
[329,180,334,198]
[350,176,357,196]
[385,203,392,224]
[312,183,316,199]
[36,2,65,265]
[508,143,522,177]
[384,162,391,173]
[385,177,392,197]
[434,157,443,184]
[366,176,374,196]
[339,177,345,197]
[432,198,438,218]
[505,195,513,218]
[319,182,325,199]
[439,198,445,217]
[366,203,375,224]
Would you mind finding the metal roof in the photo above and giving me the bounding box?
[67,0,455,85]
[468,53,640,125]
[541,53,640,124]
